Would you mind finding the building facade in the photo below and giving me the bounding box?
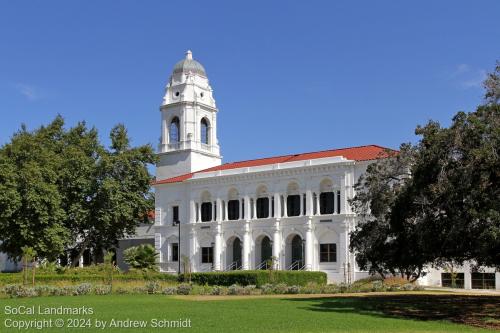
[153,51,499,288]
[152,51,392,283]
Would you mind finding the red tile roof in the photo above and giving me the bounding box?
[154,145,396,185]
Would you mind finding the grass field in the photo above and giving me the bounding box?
[0,293,498,332]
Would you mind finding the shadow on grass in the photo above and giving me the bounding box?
[287,294,500,330]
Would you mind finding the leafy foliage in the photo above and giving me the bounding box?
[123,244,159,271]
[350,63,500,275]
[0,116,157,263]
[178,270,327,287]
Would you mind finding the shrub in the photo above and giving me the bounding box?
[178,270,326,287]
[323,284,340,294]
[227,284,244,295]
[210,286,227,295]
[123,244,159,271]
[402,283,414,291]
[286,285,300,294]
[383,276,411,287]
[115,287,129,294]
[93,285,111,295]
[0,271,178,286]
[4,284,37,298]
[372,280,384,291]
[145,281,161,294]
[162,287,177,295]
[75,283,92,295]
[273,283,288,294]
[261,283,274,294]
[132,286,147,294]
[301,282,323,294]
[244,285,257,295]
[176,284,192,295]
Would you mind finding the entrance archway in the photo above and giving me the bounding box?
[285,234,304,270]
[226,236,242,270]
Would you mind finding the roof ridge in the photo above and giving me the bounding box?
[218,144,394,166]
[154,144,396,185]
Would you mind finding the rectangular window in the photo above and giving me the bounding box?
[201,247,213,263]
[471,273,496,289]
[228,200,239,220]
[287,195,301,217]
[441,273,465,288]
[256,197,269,218]
[171,243,179,262]
[201,202,212,222]
[319,243,337,262]
[320,192,334,215]
[172,206,179,224]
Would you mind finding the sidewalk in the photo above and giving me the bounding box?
[424,287,500,295]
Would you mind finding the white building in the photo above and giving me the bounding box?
[153,51,499,288]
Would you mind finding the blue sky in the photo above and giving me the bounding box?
[1,1,498,165]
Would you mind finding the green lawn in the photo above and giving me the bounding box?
[0,294,498,332]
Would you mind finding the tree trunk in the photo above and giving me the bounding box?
[71,238,91,267]
[32,259,36,286]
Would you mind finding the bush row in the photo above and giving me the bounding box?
[2,281,423,298]
[178,270,327,287]
[0,272,178,285]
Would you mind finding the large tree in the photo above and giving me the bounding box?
[0,116,157,264]
[350,63,500,276]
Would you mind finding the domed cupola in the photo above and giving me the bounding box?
[157,50,222,180]
[172,50,207,77]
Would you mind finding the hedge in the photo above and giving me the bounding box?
[178,270,327,287]
[0,272,178,285]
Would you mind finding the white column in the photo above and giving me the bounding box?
[224,200,228,221]
[495,272,500,291]
[340,175,346,214]
[464,262,472,290]
[252,198,257,219]
[216,198,222,221]
[272,220,281,269]
[189,228,196,272]
[306,190,313,216]
[339,222,349,283]
[189,200,196,223]
[300,193,304,216]
[243,195,251,220]
[283,195,288,217]
[197,202,202,222]
[274,193,281,218]
[78,255,84,268]
[305,218,313,271]
[315,193,320,215]
[242,221,251,270]
[268,196,272,218]
[214,222,222,271]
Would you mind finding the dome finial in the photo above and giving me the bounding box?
[186,50,193,60]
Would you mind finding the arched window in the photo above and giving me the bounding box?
[286,182,301,217]
[201,191,212,222]
[200,118,209,144]
[169,117,180,143]
[227,188,240,220]
[320,179,334,215]
[256,186,269,219]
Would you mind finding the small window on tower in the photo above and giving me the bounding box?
[175,92,180,97]
[200,92,204,98]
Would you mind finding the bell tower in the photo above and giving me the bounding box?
[156,50,222,180]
